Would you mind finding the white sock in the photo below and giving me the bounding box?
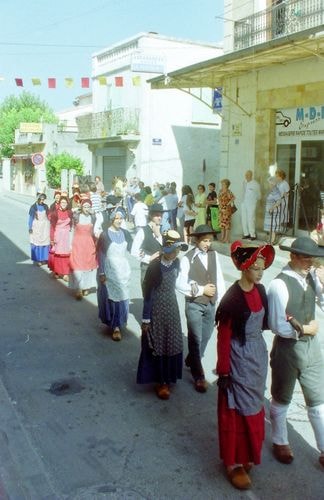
[307,404,324,453]
[270,398,290,445]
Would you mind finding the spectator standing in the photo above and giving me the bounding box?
[263,176,281,243]
[218,179,235,243]
[131,193,148,231]
[95,176,105,195]
[206,182,218,228]
[143,186,154,206]
[194,184,207,228]
[241,170,261,241]
[275,169,290,233]
[183,193,197,244]
[89,183,103,213]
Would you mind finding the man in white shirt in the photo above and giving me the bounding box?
[131,193,148,231]
[241,170,261,241]
[176,225,226,393]
[267,236,324,468]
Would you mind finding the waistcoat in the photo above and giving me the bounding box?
[186,248,217,305]
[277,272,316,325]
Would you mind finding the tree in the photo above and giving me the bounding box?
[46,152,84,188]
[0,91,57,157]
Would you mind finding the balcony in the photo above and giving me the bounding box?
[76,107,140,143]
[234,0,324,50]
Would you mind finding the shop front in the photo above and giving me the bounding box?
[276,105,324,235]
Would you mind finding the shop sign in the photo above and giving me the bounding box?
[31,153,44,166]
[276,106,324,137]
[20,122,43,133]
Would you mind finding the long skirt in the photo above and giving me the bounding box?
[218,391,265,466]
[97,281,128,330]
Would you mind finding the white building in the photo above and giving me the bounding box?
[150,1,324,237]
[76,32,223,192]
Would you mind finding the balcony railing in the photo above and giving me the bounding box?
[76,107,140,142]
[234,0,324,50]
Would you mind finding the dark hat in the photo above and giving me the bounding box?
[148,203,164,213]
[105,194,121,209]
[162,230,188,254]
[37,192,46,200]
[279,236,324,257]
[231,240,275,271]
[190,224,216,237]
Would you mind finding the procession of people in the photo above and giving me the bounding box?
[27,174,324,491]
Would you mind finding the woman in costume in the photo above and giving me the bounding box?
[70,198,97,299]
[50,195,72,281]
[215,240,275,490]
[97,207,132,341]
[28,193,50,266]
[137,230,188,400]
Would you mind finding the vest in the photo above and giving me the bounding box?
[186,248,217,305]
[141,224,162,255]
[277,272,316,325]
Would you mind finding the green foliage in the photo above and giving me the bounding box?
[46,152,84,188]
[0,91,57,157]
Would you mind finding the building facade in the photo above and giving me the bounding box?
[151,0,324,237]
[76,32,223,192]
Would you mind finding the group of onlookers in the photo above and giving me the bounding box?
[27,173,324,493]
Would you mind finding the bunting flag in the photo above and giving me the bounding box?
[48,78,56,89]
[64,78,74,88]
[32,78,41,86]
[81,77,90,88]
[132,75,141,86]
[98,76,107,86]
[115,76,123,87]
[15,78,23,87]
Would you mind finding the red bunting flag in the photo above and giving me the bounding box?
[48,78,56,89]
[81,77,90,88]
[115,76,123,87]
[15,78,23,87]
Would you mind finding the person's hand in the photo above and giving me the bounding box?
[217,375,232,393]
[149,251,160,262]
[203,284,216,297]
[287,316,304,338]
[99,274,106,284]
[141,322,151,334]
[304,319,319,336]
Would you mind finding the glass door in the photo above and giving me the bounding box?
[299,140,324,232]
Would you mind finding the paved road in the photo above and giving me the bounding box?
[0,191,323,499]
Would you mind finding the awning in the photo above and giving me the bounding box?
[149,25,324,90]
[12,154,32,160]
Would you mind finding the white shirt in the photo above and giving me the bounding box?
[267,264,324,339]
[131,202,148,228]
[242,179,261,204]
[176,248,226,304]
[131,225,163,264]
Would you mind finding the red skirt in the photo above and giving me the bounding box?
[217,391,265,466]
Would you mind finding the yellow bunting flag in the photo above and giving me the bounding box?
[132,76,141,86]
[32,78,41,86]
[64,78,74,88]
[98,76,107,86]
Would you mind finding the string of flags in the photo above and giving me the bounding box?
[0,75,144,88]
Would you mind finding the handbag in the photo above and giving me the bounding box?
[231,203,238,215]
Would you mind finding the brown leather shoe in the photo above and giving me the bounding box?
[112,328,122,341]
[227,466,252,490]
[273,444,294,464]
[319,454,324,467]
[156,384,170,400]
[195,379,208,393]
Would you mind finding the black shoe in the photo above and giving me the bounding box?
[242,235,250,239]
[249,236,257,241]
[185,356,191,368]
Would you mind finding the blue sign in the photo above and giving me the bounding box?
[212,88,222,112]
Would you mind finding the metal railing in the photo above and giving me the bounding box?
[234,0,324,50]
[76,107,140,142]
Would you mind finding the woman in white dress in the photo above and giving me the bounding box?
[97,207,133,341]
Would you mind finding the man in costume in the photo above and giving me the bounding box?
[267,236,324,468]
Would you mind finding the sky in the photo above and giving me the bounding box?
[0,0,224,112]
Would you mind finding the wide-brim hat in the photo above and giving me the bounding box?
[190,224,217,237]
[279,236,324,257]
[162,230,188,254]
[231,240,275,271]
[148,203,165,214]
[105,194,120,207]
